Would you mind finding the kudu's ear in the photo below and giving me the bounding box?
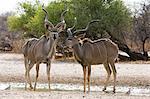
[44,22,54,31]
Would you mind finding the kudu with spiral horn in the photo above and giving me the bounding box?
[65,18,119,93]
[22,6,68,91]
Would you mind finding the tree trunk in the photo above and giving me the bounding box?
[115,40,148,61]
[106,30,148,61]
[142,38,148,60]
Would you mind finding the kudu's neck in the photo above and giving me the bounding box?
[72,43,84,62]
[42,36,54,51]
[46,36,58,58]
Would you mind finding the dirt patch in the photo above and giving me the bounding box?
[0,53,150,98]
[0,90,150,99]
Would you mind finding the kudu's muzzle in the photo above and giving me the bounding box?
[51,32,59,40]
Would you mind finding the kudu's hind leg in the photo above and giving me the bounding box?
[24,58,28,90]
[47,62,51,90]
[102,62,111,92]
[34,63,40,91]
[87,65,91,93]
[82,65,87,93]
[110,62,117,93]
[27,62,34,89]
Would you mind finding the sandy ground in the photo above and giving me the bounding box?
[0,53,150,99]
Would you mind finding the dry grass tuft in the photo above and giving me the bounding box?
[12,39,25,53]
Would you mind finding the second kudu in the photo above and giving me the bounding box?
[22,6,67,91]
[65,19,119,93]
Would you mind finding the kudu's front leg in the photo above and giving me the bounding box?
[82,65,87,93]
[87,65,91,93]
[34,63,40,91]
[47,62,51,90]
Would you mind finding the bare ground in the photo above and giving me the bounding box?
[0,53,150,99]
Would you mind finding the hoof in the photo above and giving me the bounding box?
[87,90,91,94]
[33,88,36,91]
[48,85,51,91]
[102,87,106,91]
[30,86,33,89]
[83,90,86,94]
[113,89,116,93]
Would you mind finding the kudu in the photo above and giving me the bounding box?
[22,7,67,91]
[65,19,119,93]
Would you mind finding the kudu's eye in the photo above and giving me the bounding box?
[67,37,73,40]
[68,39,72,41]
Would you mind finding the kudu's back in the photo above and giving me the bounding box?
[82,38,118,65]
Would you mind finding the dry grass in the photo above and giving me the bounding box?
[12,39,25,53]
